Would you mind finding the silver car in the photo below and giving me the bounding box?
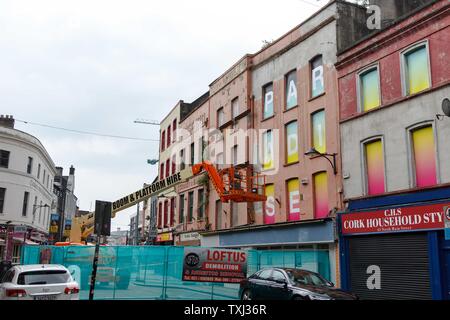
[0,264,79,300]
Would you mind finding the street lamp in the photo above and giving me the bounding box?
[147,159,159,165]
[32,204,49,224]
[305,148,338,175]
[436,98,450,120]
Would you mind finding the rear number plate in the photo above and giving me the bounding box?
[34,295,57,300]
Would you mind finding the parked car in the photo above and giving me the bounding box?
[239,268,357,300]
[0,264,79,300]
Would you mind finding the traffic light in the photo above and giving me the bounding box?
[94,200,112,236]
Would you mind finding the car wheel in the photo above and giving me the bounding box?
[241,289,252,301]
[292,295,307,300]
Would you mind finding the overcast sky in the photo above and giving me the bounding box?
[0,0,331,231]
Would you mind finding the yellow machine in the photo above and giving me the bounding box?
[68,212,95,244]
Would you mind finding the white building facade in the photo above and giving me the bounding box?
[0,115,57,262]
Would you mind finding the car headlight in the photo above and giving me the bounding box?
[309,294,332,300]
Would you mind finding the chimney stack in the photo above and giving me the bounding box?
[69,165,75,175]
[0,115,15,129]
[55,167,63,177]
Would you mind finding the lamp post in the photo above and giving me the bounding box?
[32,204,49,225]
[2,221,12,261]
[305,148,338,175]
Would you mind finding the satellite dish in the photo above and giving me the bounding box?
[442,98,450,117]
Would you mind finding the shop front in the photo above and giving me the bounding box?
[175,231,201,246]
[200,219,338,284]
[155,232,174,246]
[339,186,450,300]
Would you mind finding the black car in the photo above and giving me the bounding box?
[239,268,358,300]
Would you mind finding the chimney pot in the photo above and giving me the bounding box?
[0,114,15,129]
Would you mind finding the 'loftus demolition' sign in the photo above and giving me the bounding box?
[112,169,193,216]
[182,248,247,284]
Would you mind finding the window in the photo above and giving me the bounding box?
[179,194,185,223]
[43,170,46,184]
[47,174,50,189]
[165,159,170,178]
[190,142,195,165]
[22,192,29,217]
[272,270,287,282]
[39,200,42,223]
[27,157,33,174]
[258,269,273,280]
[231,202,239,227]
[232,97,239,119]
[0,150,10,168]
[33,196,37,220]
[264,184,275,224]
[180,149,185,170]
[217,152,224,169]
[161,130,166,152]
[199,137,205,162]
[164,200,169,228]
[167,125,171,148]
[359,66,381,112]
[217,107,225,127]
[364,139,385,195]
[287,179,300,222]
[172,155,176,175]
[198,189,205,219]
[285,121,299,164]
[263,130,274,170]
[314,172,329,219]
[170,198,175,227]
[312,110,326,153]
[160,163,165,180]
[158,203,163,228]
[1,269,15,283]
[263,83,274,119]
[0,188,5,214]
[232,145,238,166]
[17,270,70,285]
[216,200,222,230]
[311,55,324,98]
[286,70,298,110]
[232,97,239,129]
[188,191,194,222]
[403,43,431,96]
[37,164,41,179]
[411,126,437,187]
[172,119,177,143]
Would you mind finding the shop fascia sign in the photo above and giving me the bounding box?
[180,232,200,242]
[156,233,173,242]
[341,202,448,235]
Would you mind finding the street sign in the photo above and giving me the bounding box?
[445,206,450,240]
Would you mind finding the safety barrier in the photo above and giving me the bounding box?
[21,245,330,300]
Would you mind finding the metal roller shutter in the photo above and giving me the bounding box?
[348,233,432,300]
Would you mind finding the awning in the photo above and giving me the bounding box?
[13,237,39,245]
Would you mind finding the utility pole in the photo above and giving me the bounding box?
[135,202,139,245]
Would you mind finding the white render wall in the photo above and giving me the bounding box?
[0,126,57,233]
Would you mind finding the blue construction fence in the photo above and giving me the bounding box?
[21,245,330,300]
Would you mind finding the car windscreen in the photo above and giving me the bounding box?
[17,270,71,285]
[286,270,328,286]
